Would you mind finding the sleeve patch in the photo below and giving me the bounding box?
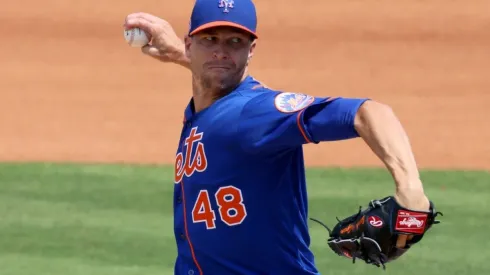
[274,92,315,113]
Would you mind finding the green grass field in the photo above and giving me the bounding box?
[0,163,489,275]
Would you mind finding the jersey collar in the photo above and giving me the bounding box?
[183,75,259,123]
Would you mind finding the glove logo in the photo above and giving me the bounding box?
[368,216,383,228]
[395,210,428,234]
[399,217,424,228]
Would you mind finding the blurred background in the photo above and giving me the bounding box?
[1,0,489,169]
[1,1,489,275]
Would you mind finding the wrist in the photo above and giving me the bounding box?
[174,53,191,69]
[169,45,190,69]
[392,170,425,197]
[395,179,425,198]
[386,162,421,189]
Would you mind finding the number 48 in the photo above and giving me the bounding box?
[191,186,247,229]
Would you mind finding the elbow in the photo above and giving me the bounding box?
[354,100,396,132]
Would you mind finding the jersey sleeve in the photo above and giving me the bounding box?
[236,91,370,153]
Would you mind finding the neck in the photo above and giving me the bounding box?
[191,79,217,113]
[192,71,249,113]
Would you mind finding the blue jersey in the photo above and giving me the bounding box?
[173,76,369,275]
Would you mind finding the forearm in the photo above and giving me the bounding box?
[354,100,424,192]
[168,42,191,69]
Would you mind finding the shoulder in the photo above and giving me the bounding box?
[218,83,280,114]
[231,76,331,116]
[238,86,319,116]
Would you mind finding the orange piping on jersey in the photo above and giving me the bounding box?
[295,96,339,143]
[325,96,339,103]
[180,179,204,275]
[296,109,312,143]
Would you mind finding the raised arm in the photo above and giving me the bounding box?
[124,12,190,69]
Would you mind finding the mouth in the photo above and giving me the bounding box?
[207,66,231,70]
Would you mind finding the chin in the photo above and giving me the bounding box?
[213,81,233,92]
[200,70,242,92]
[206,74,231,87]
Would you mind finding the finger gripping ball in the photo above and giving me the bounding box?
[124,28,150,47]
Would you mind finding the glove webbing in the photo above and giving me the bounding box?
[310,215,388,270]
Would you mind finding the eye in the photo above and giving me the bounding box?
[227,37,247,48]
[230,37,242,44]
[200,35,217,44]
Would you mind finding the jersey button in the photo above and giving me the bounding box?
[180,233,186,240]
[176,196,182,203]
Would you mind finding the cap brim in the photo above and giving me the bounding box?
[190,21,258,38]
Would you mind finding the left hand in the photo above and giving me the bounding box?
[394,187,430,248]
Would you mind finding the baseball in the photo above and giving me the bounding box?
[124,28,150,47]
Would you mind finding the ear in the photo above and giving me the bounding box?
[184,35,192,59]
[248,40,257,60]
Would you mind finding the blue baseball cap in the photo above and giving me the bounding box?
[188,0,258,38]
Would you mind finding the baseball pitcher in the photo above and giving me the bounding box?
[124,0,442,274]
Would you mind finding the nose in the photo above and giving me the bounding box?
[212,46,229,60]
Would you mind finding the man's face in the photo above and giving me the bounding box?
[185,26,256,93]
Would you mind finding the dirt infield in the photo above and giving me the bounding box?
[1,0,489,170]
